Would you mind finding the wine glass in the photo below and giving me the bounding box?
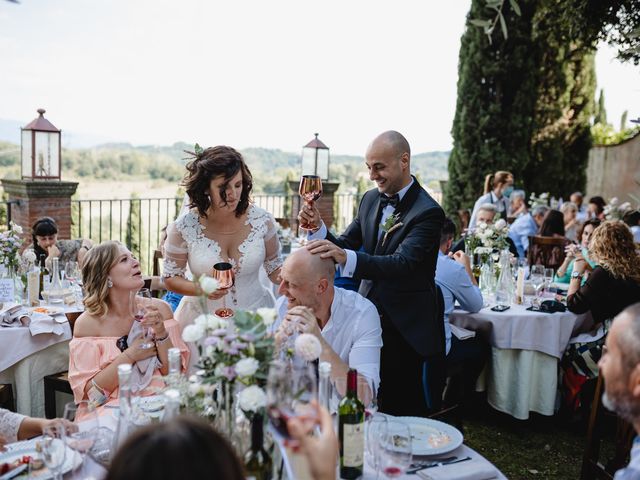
[298,175,323,244]
[266,361,318,440]
[63,401,97,475]
[378,420,412,478]
[212,262,235,318]
[132,288,154,349]
[529,265,545,307]
[366,414,388,475]
[544,267,555,298]
[42,423,67,480]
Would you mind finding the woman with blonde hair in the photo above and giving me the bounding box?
[561,221,640,412]
[469,171,514,229]
[69,241,189,410]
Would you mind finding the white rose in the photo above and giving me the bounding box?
[22,249,36,263]
[189,383,205,396]
[295,333,322,361]
[238,385,267,413]
[194,314,225,331]
[214,364,226,378]
[485,228,494,237]
[494,219,507,230]
[609,197,618,206]
[235,357,260,378]
[256,308,277,327]
[477,222,487,231]
[199,275,219,295]
[182,324,205,343]
[620,202,631,211]
[12,224,23,235]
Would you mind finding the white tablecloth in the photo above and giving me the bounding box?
[450,304,593,419]
[0,321,71,372]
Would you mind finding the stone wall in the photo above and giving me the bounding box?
[586,132,640,201]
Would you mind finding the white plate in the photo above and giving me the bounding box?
[395,416,463,456]
[0,442,81,479]
[30,306,65,316]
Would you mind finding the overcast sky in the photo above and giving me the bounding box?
[0,0,637,155]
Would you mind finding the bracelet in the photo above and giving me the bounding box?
[155,332,170,344]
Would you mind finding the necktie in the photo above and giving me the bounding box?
[380,193,399,209]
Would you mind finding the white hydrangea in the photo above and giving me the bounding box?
[494,219,507,231]
[256,308,277,327]
[199,275,219,295]
[194,314,226,331]
[295,333,322,361]
[235,357,260,378]
[182,324,205,343]
[238,385,267,413]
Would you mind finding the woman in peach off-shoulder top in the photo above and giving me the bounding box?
[68,241,189,409]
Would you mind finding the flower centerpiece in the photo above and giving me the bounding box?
[464,218,510,257]
[0,222,24,275]
[604,197,633,220]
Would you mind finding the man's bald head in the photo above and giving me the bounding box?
[285,248,336,283]
[278,247,336,311]
[365,131,412,195]
[369,130,411,159]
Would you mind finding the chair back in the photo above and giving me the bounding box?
[65,311,82,335]
[527,235,567,271]
[580,373,635,479]
[152,249,163,277]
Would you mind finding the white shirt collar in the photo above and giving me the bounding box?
[385,177,414,201]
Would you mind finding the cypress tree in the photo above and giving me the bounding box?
[594,89,607,125]
[621,110,628,131]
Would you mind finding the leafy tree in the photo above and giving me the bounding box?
[126,193,144,271]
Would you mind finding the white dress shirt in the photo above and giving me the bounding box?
[274,287,383,389]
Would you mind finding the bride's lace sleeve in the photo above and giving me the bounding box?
[0,408,26,443]
[263,216,283,276]
[163,222,188,278]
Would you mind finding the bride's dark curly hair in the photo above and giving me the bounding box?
[183,146,253,218]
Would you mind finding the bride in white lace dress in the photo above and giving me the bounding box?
[163,146,282,336]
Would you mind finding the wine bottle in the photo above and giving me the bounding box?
[244,414,273,480]
[339,369,365,479]
[38,254,48,300]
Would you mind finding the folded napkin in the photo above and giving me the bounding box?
[28,312,64,336]
[0,302,24,326]
[417,459,497,480]
[127,320,160,394]
[451,324,476,340]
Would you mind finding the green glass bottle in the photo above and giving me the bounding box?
[244,413,272,480]
[339,369,365,479]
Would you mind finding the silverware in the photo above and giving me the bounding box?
[0,463,28,480]
[407,456,472,474]
[410,456,457,469]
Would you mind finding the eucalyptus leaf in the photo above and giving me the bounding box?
[470,18,492,28]
[499,11,508,39]
[509,0,521,16]
[194,143,204,155]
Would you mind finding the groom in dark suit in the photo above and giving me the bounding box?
[301,131,445,416]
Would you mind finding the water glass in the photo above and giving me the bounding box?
[530,265,545,306]
[544,268,555,297]
[378,420,412,478]
[63,401,98,475]
[365,414,388,472]
[42,423,67,480]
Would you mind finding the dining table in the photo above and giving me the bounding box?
[0,302,82,417]
[449,300,594,420]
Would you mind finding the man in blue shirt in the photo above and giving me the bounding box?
[598,303,640,479]
[508,205,549,258]
[435,217,487,407]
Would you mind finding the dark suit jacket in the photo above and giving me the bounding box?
[327,178,445,357]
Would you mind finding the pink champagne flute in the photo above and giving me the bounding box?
[212,262,235,318]
[298,175,323,244]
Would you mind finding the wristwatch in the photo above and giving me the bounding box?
[571,271,583,280]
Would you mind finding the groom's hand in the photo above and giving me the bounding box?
[298,203,322,232]
[307,240,347,266]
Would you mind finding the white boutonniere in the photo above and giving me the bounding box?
[380,213,403,246]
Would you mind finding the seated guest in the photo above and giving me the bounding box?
[561,221,640,411]
[0,409,75,445]
[555,218,601,284]
[561,202,580,242]
[539,209,566,238]
[623,210,640,243]
[508,205,549,258]
[508,189,527,219]
[530,209,571,268]
[273,248,382,391]
[436,218,487,405]
[469,171,513,229]
[106,416,245,480]
[451,203,518,257]
[588,196,607,221]
[598,303,640,479]
[570,191,589,222]
[27,217,93,268]
[69,241,189,409]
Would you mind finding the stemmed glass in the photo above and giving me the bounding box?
[266,361,318,440]
[212,262,235,318]
[378,420,412,478]
[530,265,545,307]
[63,401,97,476]
[132,288,154,349]
[41,423,67,480]
[366,414,388,478]
[544,268,555,298]
[65,261,82,306]
[298,175,323,244]
[333,375,376,418]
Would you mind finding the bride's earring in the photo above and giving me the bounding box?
[107,278,113,288]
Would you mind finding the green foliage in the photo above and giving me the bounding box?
[594,89,607,125]
[126,193,144,272]
[591,123,640,145]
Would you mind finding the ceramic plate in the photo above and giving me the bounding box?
[395,416,463,456]
[0,442,81,479]
[30,306,65,316]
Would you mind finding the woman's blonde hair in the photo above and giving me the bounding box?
[589,220,640,283]
[81,241,122,317]
[483,171,513,194]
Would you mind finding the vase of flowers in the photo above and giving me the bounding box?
[0,222,25,302]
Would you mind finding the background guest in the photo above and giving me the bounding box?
[623,210,640,243]
[469,170,514,229]
[106,416,245,480]
[508,205,549,258]
[508,189,527,220]
[570,191,589,222]
[539,209,566,238]
[555,219,601,284]
[27,216,93,268]
[561,202,580,242]
[588,196,607,220]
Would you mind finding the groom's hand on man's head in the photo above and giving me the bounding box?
[306,240,347,267]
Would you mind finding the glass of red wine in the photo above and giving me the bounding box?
[132,288,154,349]
[266,361,318,440]
[378,420,412,478]
[298,175,323,244]
[212,262,235,318]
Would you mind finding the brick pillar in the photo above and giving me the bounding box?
[0,179,79,243]
[288,181,340,233]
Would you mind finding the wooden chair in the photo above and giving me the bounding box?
[580,374,635,479]
[0,384,15,411]
[43,311,81,418]
[527,235,568,271]
[152,249,163,278]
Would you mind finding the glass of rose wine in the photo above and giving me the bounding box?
[298,175,323,244]
[212,262,235,318]
[132,288,154,349]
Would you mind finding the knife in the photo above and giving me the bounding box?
[407,456,472,474]
[0,463,28,480]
